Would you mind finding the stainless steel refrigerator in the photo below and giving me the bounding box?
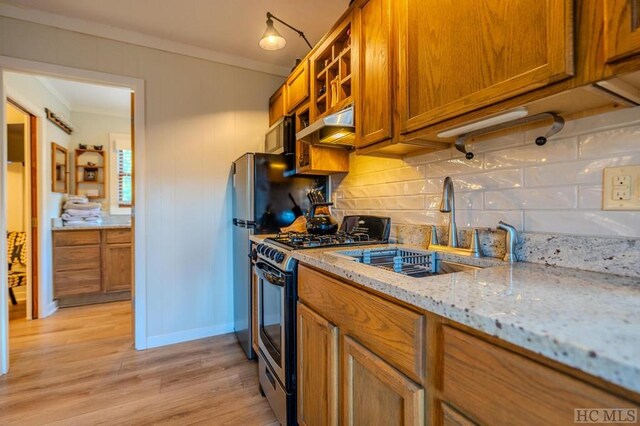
[232,153,326,359]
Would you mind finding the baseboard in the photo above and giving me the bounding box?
[43,300,58,318]
[145,322,234,349]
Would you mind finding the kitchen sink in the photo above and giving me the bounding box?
[330,247,483,278]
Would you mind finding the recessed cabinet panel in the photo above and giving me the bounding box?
[297,303,338,426]
[286,61,310,113]
[397,0,574,133]
[104,244,132,292]
[354,0,393,148]
[269,85,286,126]
[342,336,424,426]
[604,0,640,62]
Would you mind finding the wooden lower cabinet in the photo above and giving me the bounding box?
[297,303,338,426]
[53,228,132,306]
[441,326,638,425]
[297,264,640,425]
[104,244,132,292]
[342,335,424,425]
[298,264,426,425]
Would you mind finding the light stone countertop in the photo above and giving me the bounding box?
[52,216,131,231]
[292,244,640,394]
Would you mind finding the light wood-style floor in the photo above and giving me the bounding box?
[1,301,277,425]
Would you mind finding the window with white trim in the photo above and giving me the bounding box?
[117,148,132,206]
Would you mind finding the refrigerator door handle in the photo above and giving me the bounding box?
[233,219,246,227]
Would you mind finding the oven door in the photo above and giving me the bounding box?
[256,261,288,384]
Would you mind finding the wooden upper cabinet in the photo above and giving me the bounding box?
[285,60,310,113]
[604,0,640,63]
[297,303,338,426]
[354,0,394,148]
[397,0,574,134]
[268,84,286,126]
[341,335,424,426]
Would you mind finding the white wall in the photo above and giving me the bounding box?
[71,111,130,209]
[333,106,640,238]
[0,15,282,344]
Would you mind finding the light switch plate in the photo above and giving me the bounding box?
[603,165,640,210]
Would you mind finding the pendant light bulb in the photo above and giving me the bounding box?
[259,18,287,50]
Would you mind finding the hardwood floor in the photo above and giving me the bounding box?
[0,301,277,425]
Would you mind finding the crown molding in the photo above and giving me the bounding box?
[0,3,291,77]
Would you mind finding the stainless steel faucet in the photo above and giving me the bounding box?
[497,221,518,262]
[440,176,458,248]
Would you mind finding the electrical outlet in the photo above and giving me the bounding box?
[603,166,640,210]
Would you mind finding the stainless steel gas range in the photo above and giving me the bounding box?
[253,216,391,425]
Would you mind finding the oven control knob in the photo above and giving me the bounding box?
[265,247,274,259]
[256,244,263,255]
[275,251,285,263]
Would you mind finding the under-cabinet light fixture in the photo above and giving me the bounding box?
[259,12,312,51]
[437,107,529,138]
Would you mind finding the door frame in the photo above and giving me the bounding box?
[0,56,148,374]
[6,99,39,320]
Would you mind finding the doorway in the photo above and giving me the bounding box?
[5,100,38,322]
[0,56,147,374]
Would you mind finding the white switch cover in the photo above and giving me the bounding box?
[603,166,640,210]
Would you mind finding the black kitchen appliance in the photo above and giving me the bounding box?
[255,215,391,425]
[232,153,327,360]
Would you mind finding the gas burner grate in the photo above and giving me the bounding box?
[270,230,378,249]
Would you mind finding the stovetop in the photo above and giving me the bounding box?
[266,231,386,250]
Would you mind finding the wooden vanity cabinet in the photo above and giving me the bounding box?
[53,228,132,306]
[604,0,640,63]
[396,0,574,135]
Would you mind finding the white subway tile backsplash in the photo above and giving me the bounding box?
[454,169,523,190]
[579,125,640,158]
[524,154,640,186]
[484,137,577,170]
[333,108,640,238]
[455,210,524,229]
[426,156,484,176]
[484,186,577,210]
[578,185,603,209]
[524,210,640,237]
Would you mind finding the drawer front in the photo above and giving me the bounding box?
[106,229,131,244]
[442,326,638,425]
[54,230,101,246]
[55,246,101,271]
[298,265,425,383]
[54,269,102,297]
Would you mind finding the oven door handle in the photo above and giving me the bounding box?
[256,262,286,287]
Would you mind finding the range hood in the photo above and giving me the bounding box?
[296,105,355,147]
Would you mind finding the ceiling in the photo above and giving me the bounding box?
[35,75,131,118]
[0,0,350,75]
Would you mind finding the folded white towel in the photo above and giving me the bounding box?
[65,195,88,204]
[63,209,101,217]
[63,201,101,210]
[62,212,101,221]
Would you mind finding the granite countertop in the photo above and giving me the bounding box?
[292,245,640,393]
[52,216,131,231]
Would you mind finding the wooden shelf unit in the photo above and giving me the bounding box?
[75,148,106,200]
[311,17,353,120]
